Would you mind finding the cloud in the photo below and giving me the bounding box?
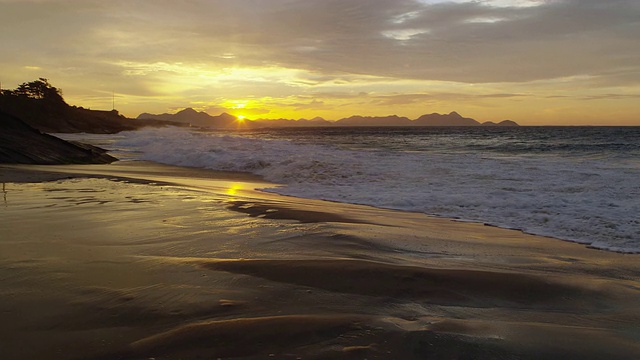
[361,91,527,107]
[1,0,639,123]
[581,93,640,101]
[3,0,638,86]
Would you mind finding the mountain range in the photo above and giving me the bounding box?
[1,78,519,165]
[138,108,519,128]
[137,108,237,128]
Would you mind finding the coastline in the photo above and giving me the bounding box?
[1,161,639,359]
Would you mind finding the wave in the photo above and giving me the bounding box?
[115,127,640,253]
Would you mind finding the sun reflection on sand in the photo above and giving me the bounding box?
[225,183,245,196]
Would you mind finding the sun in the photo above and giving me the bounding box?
[235,115,248,126]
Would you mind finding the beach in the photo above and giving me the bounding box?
[1,161,639,359]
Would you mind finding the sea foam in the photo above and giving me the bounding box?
[114,127,640,253]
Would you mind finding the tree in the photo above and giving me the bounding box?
[13,78,64,103]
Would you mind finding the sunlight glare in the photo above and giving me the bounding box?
[225,183,244,196]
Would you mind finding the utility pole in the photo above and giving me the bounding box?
[112,90,115,110]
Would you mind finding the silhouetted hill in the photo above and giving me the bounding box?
[138,110,521,128]
[139,108,520,128]
[246,112,519,127]
[138,108,238,128]
[0,111,117,164]
[481,120,519,127]
[0,94,137,133]
[0,79,134,133]
[0,79,183,134]
[414,112,481,126]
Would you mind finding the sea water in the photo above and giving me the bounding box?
[109,126,640,253]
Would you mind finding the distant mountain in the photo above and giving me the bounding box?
[414,111,481,126]
[481,120,519,127]
[138,108,238,128]
[334,115,412,127]
[137,109,520,128]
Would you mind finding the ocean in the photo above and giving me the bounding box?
[77,126,640,253]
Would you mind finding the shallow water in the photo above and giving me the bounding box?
[105,126,640,253]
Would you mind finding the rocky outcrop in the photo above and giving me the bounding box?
[0,111,117,164]
[0,79,184,134]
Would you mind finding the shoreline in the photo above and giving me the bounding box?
[1,161,639,359]
[3,160,636,255]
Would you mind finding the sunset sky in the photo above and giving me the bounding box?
[1,0,638,125]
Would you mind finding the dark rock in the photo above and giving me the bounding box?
[0,111,117,164]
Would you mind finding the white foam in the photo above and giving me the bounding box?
[114,127,640,253]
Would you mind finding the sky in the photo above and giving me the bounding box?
[1,0,639,125]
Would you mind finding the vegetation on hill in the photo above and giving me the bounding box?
[0,79,180,133]
[1,79,518,132]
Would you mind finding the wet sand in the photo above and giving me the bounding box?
[0,161,639,359]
